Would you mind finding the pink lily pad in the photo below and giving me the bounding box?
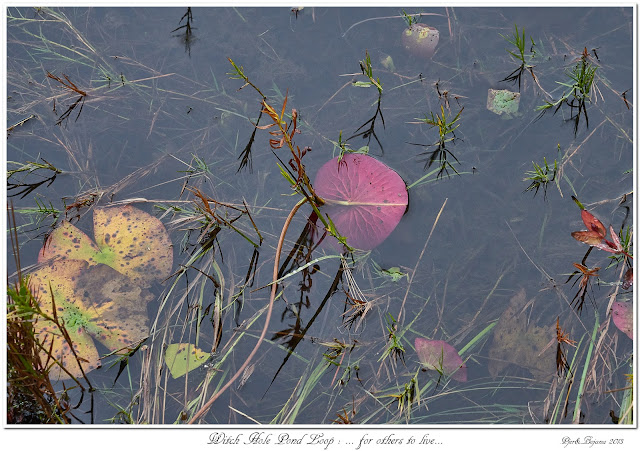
[415,338,467,382]
[313,154,408,250]
[611,301,632,340]
[39,205,173,286]
[30,259,152,380]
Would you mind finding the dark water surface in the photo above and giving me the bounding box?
[6,6,635,425]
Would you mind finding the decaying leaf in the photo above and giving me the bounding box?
[30,259,152,380]
[39,205,173,286]
[93,205,173,285]
[415,338,467,382]
[488,288,555,379]
[38,220,101,263]
[611,301,632,340]
[164,343,211,379]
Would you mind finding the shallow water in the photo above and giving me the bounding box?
[6,6,634,425]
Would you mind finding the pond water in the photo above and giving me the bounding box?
[5,6,635,425]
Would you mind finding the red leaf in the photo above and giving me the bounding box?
[571,230,604,246]
[611,301,632,339]
[594,241,619,254]
[609,225,622,252]
[581,210,606,237]
[314,154,408,250]
[414,338,467,382]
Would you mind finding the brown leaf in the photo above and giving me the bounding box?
[571,230,604,246]
[488,288,555,379]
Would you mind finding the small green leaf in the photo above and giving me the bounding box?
[277,162,297,186]
[382,267,408,283]
[164,343,210,379]
[352,81,373,88]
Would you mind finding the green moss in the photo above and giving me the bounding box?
[487,89,521,116]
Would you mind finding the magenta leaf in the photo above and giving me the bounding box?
[314,154,408,251]
[414,338,467,382]
[611,302,632,340]
[594,242,617,253]
[610,226,622,251]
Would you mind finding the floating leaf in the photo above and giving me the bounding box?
[581,209,606,237]
[488,288,555,379]
[571,230,604,246]
[38,220,101,263]
[611,301,632,340]
[414,338,467,382]
[164,343,211,379]
[571,209,608,247]
[30,259,152,380]
[314,154,408,250]
[38,205,173,286]
[93,205,173,285]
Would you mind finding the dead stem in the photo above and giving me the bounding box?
[585,263,627,393]
[505,221,589,331]
[397,198,448,324]
[558,118,606,183]
[317,80,352,114]
[188,197,308,423]
[341,12,445,38]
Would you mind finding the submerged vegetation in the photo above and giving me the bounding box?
[6,6,633,427]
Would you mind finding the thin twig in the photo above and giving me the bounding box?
[341,12,444,38]
[397,198,448,323]
[188,197,308,423]
[559,118,606,176]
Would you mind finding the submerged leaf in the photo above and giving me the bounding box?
[414,338,467,382]
[31,260,100,379]
[488,288,555,379]
[611,302,632,340]
[29,259,151,380]
[402,24,439,59]
[164,343,211,379]
[314,154,408,250]
[72,263,152,350]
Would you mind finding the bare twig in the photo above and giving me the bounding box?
[188,197,308,423]
[397,198,448,323]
